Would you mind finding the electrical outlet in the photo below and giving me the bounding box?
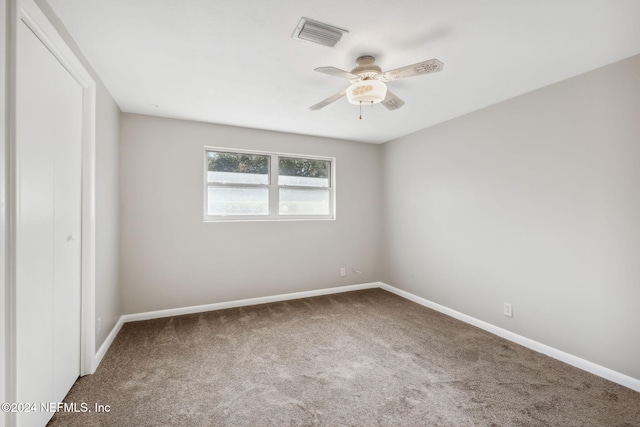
[503,303,513,317]
[340,267,346,277]
[97,316,102,333]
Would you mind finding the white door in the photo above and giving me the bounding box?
[16,19,83,427]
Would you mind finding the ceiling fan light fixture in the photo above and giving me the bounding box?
[346,79,387,105]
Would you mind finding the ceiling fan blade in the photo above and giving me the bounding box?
[309,90,346,111]
[381,89,405,111]
[380,59,443,82]
[314,66,358,80]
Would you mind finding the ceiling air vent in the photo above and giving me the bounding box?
[292,17,347,48]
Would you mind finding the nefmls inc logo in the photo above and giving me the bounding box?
[45,402,90,413]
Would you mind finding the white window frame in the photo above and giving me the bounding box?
[204,147,335,222]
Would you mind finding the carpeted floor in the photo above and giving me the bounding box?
[49,289,640,426]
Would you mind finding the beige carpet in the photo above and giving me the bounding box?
[49,289,640,426]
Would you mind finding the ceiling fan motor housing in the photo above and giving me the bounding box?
[351,55,383,80]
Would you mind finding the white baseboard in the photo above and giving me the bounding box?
[379,282,640,393]
[93,316,124,372]
[121,282,380,323]
[92,281,640,393]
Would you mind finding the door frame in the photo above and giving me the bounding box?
[4,0,97,421]
[1,1,9,426]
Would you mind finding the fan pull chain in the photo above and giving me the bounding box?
[358,101,375,120]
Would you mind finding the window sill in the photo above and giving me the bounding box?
[203,216,336,223]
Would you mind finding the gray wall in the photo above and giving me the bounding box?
[94,81,120,350]
[382,54,640,380]
[119,114,383,314]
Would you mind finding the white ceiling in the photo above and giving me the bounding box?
[46,0,640,144]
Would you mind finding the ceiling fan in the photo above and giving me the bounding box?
[309,55,444,113]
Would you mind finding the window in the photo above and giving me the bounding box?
[206,151,269,216]
[205,148,334,221]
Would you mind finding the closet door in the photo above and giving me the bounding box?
[16,19,83,427]
[50,30,83,404]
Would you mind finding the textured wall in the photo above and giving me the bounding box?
[119,114,383,314]
[382,55,640,380]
